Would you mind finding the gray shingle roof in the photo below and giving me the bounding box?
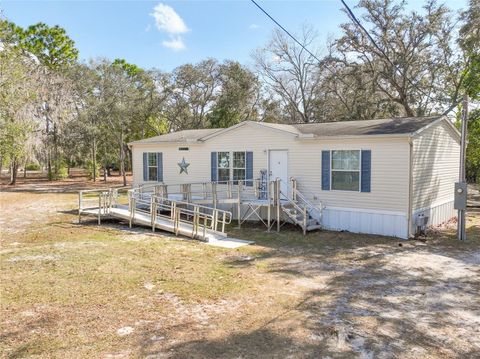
[129,128,222,144]
[292,116,442,137]
[129,116,445,145]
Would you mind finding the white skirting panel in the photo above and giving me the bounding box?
[322,207,409,239]
[412,200,456,233]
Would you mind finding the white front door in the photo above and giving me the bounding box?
[269,150,288,196]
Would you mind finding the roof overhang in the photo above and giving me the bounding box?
[411,116,461,142]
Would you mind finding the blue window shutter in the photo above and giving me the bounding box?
[361,150,371,192]
[157,152,163,182]
[211,152,217,182]
[321,151,330,190]
[143,152,148,181]
[246,151,253,186]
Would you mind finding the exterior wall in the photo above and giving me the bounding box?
[131,123,411,238]
[411,121,460,233]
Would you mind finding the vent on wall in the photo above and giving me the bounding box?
[178,147,189,151]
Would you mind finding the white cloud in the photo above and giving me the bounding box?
[151,3,189,34]
[249,24,260,30]
[162,36,186,51]
[145,24,152,32]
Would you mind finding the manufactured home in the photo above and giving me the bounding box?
[128,116,460,239]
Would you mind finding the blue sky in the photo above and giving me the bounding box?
[1,0,469,72]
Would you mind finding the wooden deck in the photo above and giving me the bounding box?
[78,178,323,243]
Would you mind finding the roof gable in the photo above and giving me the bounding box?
[412,116,461,143]
[198,121,300,141]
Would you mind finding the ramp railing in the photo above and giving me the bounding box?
[78,188,112,224]
[128,190,233,240]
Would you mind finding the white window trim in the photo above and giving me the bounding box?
[147,152,158,182]
[216,151,247,182]
[330,149,362,192]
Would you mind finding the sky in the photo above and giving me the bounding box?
[1,0,469,72]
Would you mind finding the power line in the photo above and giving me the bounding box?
[340,0,399,71]
[250,0,461,117]
[339,0,461,116]
[249,0,323,64]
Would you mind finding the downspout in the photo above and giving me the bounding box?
[407,138,414,238]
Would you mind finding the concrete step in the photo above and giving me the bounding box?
[306,224,322,231]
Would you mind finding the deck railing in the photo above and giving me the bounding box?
[133,179,273,204]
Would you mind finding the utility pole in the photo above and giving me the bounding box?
[457,94,468,241]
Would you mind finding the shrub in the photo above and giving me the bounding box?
[47,162,69,180]
[57,165,69,180]
[85,160,100,180]
[25,163,41,171]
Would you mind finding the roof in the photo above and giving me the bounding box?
[128,128,222,145]
[292,116,442,137]
[129,116,455,145]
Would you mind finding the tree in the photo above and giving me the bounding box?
[20,23,78,70]
[167,59,220,130]
[314,57,397,121]
[0,20,40,184]
[208,61,260,128]
[334,0,464,117]
[18,22,78,179]
[459,0,480,100]
[253,25,321,123]
[465,110,480,183]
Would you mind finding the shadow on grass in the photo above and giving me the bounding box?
[134,219,480,358]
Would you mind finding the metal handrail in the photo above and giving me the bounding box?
[79,188,112,224]
[129,191,232,239]
[292,187,323,219]
[290,178,323,220]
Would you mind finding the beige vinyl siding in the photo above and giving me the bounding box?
[132,143,209,186]
[132,123,411,213]
[411,121,460,212]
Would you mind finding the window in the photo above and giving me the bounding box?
[331,150,360,191]
[216,151,246,182]
[217,152,230,182]
[178,147,189,151]
[233,152,246,182]
[147,153,158,181]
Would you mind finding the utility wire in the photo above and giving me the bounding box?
[339,0,461,116]
[250,0,461,117]
[250,0,323,64]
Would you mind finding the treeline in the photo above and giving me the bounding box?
[0,0,478,185]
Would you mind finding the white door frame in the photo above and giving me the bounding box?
[268,149,289,196]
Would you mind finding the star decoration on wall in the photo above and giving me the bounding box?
[178,157,190,174]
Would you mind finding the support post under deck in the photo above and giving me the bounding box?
[276,179,280,232]
[237,184,241,228]
[267,182,271,232]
